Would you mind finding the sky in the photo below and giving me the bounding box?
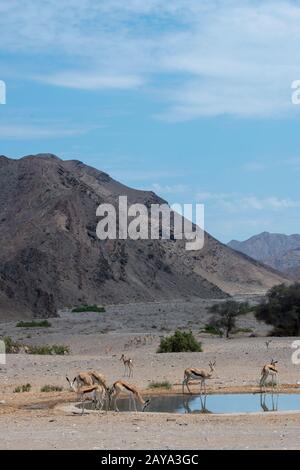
[0,0,300,242]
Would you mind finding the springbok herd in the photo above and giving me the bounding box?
[65,355,279,414]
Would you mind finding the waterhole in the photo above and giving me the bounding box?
[80,393,300,414]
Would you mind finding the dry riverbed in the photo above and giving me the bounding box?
[0,299,300,449]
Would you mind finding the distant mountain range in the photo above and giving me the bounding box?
[228,232,300,279]
[0,155,289,319]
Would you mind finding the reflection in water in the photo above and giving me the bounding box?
[182,394,212,414]
[260,393,278,412]
[182,393,280,414]
[81,392,299,414]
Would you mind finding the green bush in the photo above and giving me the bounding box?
[3,336,22,353]
[40,385,63,392]
[26,345,52,355]
[200,324,223,336]
[157,330,202,353]
[14,383,31,393]
[233,327,253,334]
[51,344,70,355]
[148,381,172,390]
[26,344,70,355]
[72,305,105,313]
[16,320,52,328]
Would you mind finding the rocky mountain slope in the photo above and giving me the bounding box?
[228,232,300,279]
[0,154,289,318]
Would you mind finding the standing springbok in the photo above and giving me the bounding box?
[259,359,279,390]
[76,384,104,415]
[265,340,272,350]
[109,380,151,412]
[182,361,216,394]
[120,354,134,377]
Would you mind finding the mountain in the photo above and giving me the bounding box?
[0,154,289,319]
[228,232,300,279]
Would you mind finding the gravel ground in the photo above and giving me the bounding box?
[0,299,300,449]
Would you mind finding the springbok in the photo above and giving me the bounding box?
[120,354,134,377]
[109,380,151,412]
[182,361,216,394]
[259,359,279,390]
[66,371,109,410]
[76,384,104,415]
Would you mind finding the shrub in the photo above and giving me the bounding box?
[40,385,63,392]
[148,381,172,390]
[200,324,223,336]
[26,344,70,355]
[1,338,69,355]
[72,305,105,313]
[14,383,31,393]
[26,345,53,355]
[3,336,22,353]
[233,327,253,334]
[157,330,202,353]
[16,320,52,328]
[51,344,70,355]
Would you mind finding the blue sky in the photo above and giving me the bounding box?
[0,0,300,242]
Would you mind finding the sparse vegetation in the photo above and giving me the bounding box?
[157,330,202,353]
[3,336,22,353]
[1,337,69,355]
[72,304,105,313]
[200,324,223,336]
[207,301,251,338]
[26,344,70,355]
[51,344,70,355]
[40,385,63,392]
[255,283,300,336]
[148,381,172,390]
[14,383,31,393]
[233,327,253,334]
[16,320,52,328]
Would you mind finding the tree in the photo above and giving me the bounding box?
[255,283,300,336]
[207,300,249,338]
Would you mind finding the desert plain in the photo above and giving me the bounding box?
[0,297,300,450]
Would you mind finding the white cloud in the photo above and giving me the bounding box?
[243,157,300,172]
[1,1,300,118]
[197,192,300,212]
[196,191,229,201]
[152,183,188,194]
[110,169,182,182]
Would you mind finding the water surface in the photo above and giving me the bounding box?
[86,393,300,414]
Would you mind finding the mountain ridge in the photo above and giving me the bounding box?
[228,231,300,279]
[0,154,289,319]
